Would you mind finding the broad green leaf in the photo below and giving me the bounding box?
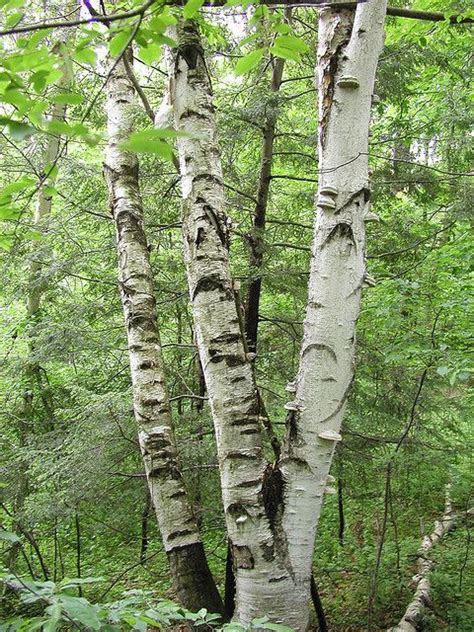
[58,595,101,630]
[272,23,291,35]
[43,602,62,632]
[274,34,309,54]
[59,576,104,590]
[183,0,205,19]
[49,92,84,105]
[0,207,21,220]
[5,11,23,27]
[109,28,133,58]
[269,45,300,62]
[0,118,36,140]
[0,175,35,200]
[45,120,90,137]
[0,235,14,251]
[121,135,175,161]
[235,49,265,75]
[137,43,161,66]
[0,530,20,542]
[74,47,96,67]
[24,230,42,241]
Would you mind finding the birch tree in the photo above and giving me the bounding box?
[276,0,389,614]
[103,47,223,615]
[168,1,388,626]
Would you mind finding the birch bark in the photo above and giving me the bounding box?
[104,49,222,615]
[277,0,388,626]
[168,20,300,625]
[169,2,387,625]
[388,489,457,632]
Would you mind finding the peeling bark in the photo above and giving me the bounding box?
[277,1,388,625]
[104,48,222,615]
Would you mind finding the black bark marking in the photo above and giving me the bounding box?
[191,274,232,300]
[168,528,195,541]
[240,427,260,436]
[226,451,259,460]
[287,410,300,441]
[195,226,205,247]
[261,465,285,531]
[169,489,187,499]
[232,545,254,570]
[260,542,275,562]
[319,376,354,424]
[335,187,370,215]
[322,221,356,250]
[236,478,261,488]
[203,204,228,247]
[319,12,354,149]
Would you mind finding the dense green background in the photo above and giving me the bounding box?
[0,1,472,629]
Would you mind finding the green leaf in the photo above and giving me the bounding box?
[121,127,190,160]
[0,175,35,201]
[58,595,101,630]
[49,92,84,105]
[269,45,300,62]
[274,34,309,54]
[121,137,174,161]
[437,366,449,377]
[74,47,96,67]
[137,43,161,66]
[59,576,104,590]
[0,530,20,543]
[24,230,42,241]
[0,235,14,251]
[235,49,265,75]
[272,23,291,35]
[43,602,62,632]
[0,207,21,220]
[5,11,23,27]
[45,120,90,137]
[183,0,205,19]
[0,118,36,140]
[109,28,133,58]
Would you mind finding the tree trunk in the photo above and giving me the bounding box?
[245,31,288,353]
[169,20,299,626]
[388,488,457,632]
[104,48,222,616]
[277,1,388,626]
[169,3,387,625]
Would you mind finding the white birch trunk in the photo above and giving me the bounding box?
[104,49,222,615]
[168,20,306,626]
[388,489,457,632]
[276,1,388,626]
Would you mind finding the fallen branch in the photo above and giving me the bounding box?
[388,487,457,632]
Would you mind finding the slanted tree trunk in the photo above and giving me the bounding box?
[245,16,289,354]
[104,48,223,615]
[169,19,298,625]
[388,490,457,632]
